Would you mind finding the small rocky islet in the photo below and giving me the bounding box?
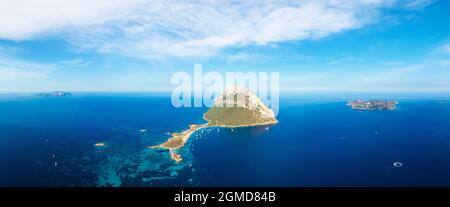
[37,91,72,97]
[347,100,398,110]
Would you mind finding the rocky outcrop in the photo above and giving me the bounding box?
[348,100,398,110]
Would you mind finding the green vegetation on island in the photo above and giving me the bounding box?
[151,88,278,162]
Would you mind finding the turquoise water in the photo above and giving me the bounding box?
[0,93,449,186]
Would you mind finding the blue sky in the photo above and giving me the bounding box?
[0,0,450,93]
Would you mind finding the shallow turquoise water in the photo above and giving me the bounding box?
[0,93,449,186]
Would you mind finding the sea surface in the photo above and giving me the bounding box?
[0,93,449,186]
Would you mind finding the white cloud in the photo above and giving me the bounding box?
[380,64,427,76]
[0,54,57,91]
[382,61,405,66]
[226,52,251,62]
[0,0,434,59]
[326,56,363,65]
[60,58,94,68]
[0,0,143,40]
[360,75,369,81]
[439,59,450,67]
[282,62,450,92]
[436,43,450,54]
[430,42,450,68]
[0,55,89,86]
[404,0,436,9]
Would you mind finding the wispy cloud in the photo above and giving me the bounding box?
[429,42,450,68]
[0,55,56,80]
[404,0,436,9]
[382,61,405,66]
[435,43,450,55]
[0,0,435,59]
[226,52,253,63]
[0,56,91,83]
[0,53,57,91]
[326,56,363,65]
[60,58,94,68]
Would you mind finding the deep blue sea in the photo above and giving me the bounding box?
[0,93,449,187]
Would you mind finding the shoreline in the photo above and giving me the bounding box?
[149,123,211,162]
[149,119,278,162]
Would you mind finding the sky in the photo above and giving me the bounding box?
[0,0,450,93]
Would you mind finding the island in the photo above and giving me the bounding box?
[94,142,106,148]
[38,91,72,97]
[150,88,278,162]
[347,100,398,110]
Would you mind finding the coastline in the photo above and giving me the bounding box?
[149,119,278,162]
[149,123,211,162]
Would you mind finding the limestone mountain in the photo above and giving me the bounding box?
[204,88,278,127]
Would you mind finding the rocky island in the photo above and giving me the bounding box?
[38,91,72,97]
[347,100,398,110]
[150,88,278,162]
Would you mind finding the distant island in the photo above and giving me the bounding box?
[150,88,278,162]
[37,91,72,97]
[347,100,398,110]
